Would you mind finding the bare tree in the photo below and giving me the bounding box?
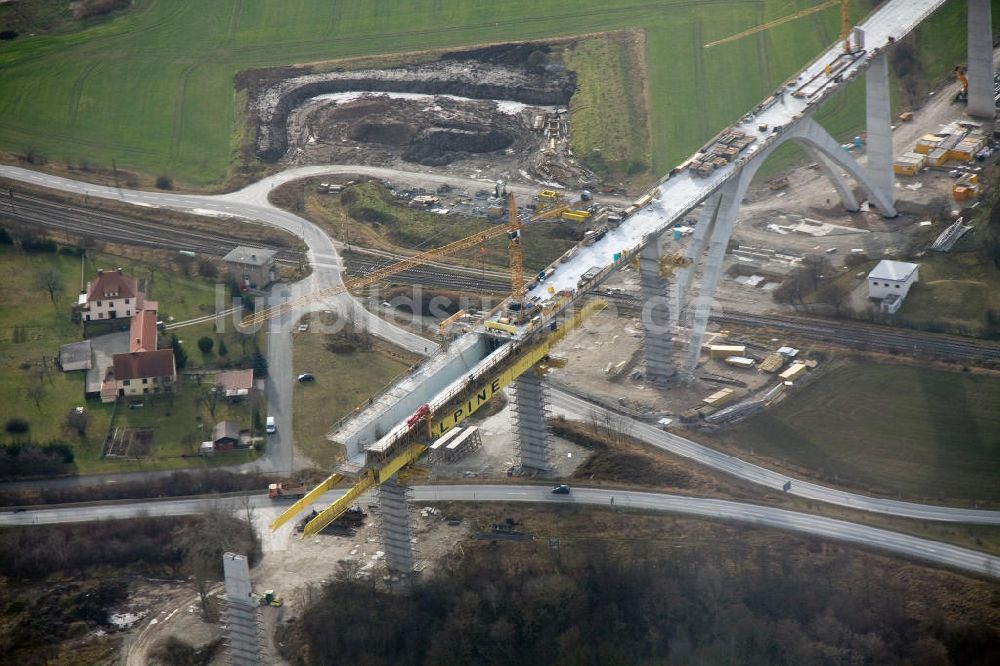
[36,266,64,304]
[26,382,45,408]
[817,281,851,315]
[64,408,89,436]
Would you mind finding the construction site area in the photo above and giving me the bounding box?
[4,0,1000,664]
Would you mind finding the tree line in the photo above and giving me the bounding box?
[283,533,1000,665]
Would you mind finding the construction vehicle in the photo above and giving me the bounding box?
[268,482,306,499]
[954,65,969,103]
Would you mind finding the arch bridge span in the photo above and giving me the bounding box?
[332,0,978,461]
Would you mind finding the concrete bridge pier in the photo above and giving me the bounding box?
[968,0,995,119]
[683,168,754,377]
[639,239,677,387]
[511,372,551,471]
[378,474,415,574]
[865,52,896,210]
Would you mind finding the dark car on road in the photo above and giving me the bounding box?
[297,373,315,382]
[551,484,570,494]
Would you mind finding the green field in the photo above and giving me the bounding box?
[897,252,1000,335]
[562,31,652,186]
[719,363,1000,505]
[292,319,414,468]
[0,0,989,188]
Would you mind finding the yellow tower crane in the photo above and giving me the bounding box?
[507,191,525,305]
[241,197,526,329]
[704,0,844,50]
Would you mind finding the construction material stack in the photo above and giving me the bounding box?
[690,130,757,177]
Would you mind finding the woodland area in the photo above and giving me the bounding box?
[0,510,257,664]
[282,516,1000,666]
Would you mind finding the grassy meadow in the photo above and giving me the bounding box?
[1,0,991,188]
[719,363,1000,505]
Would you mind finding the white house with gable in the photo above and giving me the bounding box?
[868,260,919,314]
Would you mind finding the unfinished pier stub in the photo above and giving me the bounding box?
[378,474,415,574]
[222,552,264,666]
[511,371,551,472]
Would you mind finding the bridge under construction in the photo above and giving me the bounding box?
[271,0,995,571]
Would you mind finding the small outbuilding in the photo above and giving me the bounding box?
[223,246,278,290]
[868,260,919,306]
[59,340,93,372]
[215,369,254,400]
[212,421,241,451]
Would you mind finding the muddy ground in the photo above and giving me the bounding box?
[285,93,546,172]
[240,42,597,186]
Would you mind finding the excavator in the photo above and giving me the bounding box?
[954,65,969,104]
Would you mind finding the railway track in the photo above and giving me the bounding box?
[1,192,306,265]
[712,312,1000,362]
[596,292,1000,363]
[342,256,508,293]
[2,190,508,292]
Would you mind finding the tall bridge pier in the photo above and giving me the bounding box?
[639,240,677,387]
[378,474,415,574]
[968,0,996,119]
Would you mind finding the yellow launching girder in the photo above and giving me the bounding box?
[271,299,605,537]
[269,472,343,531]
[429,299,606,438]
[300,443,427,537]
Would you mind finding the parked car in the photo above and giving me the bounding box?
[266,416,276,434]
[551,484,571,494]
[297,373,315,382]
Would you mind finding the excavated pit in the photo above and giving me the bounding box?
[244,43,578,174]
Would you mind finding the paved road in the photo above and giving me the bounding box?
[2,485,997,580]
[547,387,1000,525]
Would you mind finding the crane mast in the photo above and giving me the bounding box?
[507,192,525,305]
[841,0,851,53]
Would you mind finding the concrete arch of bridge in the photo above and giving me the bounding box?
[738,116,897,219]
[676,115,898,375]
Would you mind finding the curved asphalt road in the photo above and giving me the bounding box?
[1,485,997,580]
[548,388,1000,525]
